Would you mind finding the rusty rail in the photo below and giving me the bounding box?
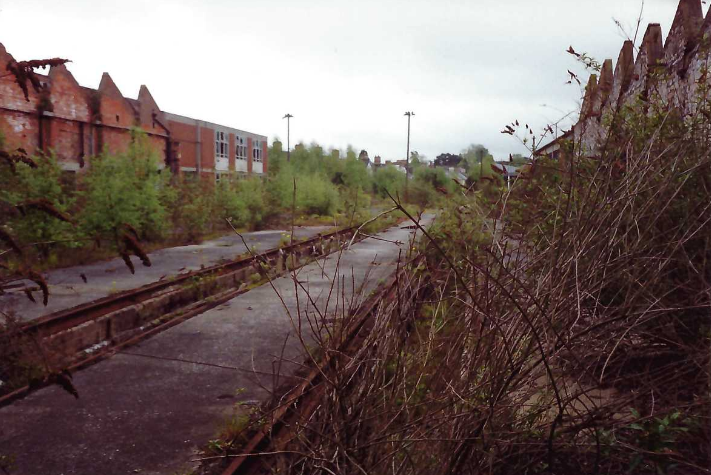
[0,225,362,407]
[11,226,357,339]
[219,256,421,475]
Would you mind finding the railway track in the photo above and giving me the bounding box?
[218,255,424,475]
[0,225,365,406]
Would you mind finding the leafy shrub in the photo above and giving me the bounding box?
[79,130,171,242]
[235,177,267,227]
[297,173,340,215]
[409,167,454,208]
[0,152,76,256]
[269,162,340,216]
[168,175,215,242]
[213,177,267,229]
[214,180,248,226]
[342,155,371,191]
[372,165,405,198]
[341,187,372,224]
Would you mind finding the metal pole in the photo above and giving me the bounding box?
[479,148,484,185]
[404,111,414,203]
[283,114,293,162]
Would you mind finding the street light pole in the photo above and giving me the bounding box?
[283,114,293,162]
[404,111,414,203]
[478,148,484,186]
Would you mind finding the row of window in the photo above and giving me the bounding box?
[215,132,263,162]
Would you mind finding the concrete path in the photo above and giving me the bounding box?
[1,226,333,323]
[0,216,433,475]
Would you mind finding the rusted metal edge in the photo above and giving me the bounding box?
[5,226,357,339]
[219,256,420,475]
[0,227,361,408]
[0,284,249,408]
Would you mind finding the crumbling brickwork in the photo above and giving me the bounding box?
[538,0,711,156]
[0,43,267,179]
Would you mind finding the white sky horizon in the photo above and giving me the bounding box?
[0,0,697,162]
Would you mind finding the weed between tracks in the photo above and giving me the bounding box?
[193,214,420,474]
[201,85,709,475]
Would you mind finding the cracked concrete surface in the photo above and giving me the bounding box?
[1,226,333,323]
[0,216,432,475]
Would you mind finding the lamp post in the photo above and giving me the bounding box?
[283,113,293,161]
[478,148,484,187]
[404,111,414,203]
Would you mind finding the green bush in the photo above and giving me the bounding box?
[214,180,248,226]
[342,155,371,191]
[372,165,405,199]
[341,187,372,224]
[214,177,267,229]
[235,177,267,227]
[409,167,454,208]
[0,152,76,256]
[269,160,340,217]
[79,129,171,242]
[168,175,215,242]
[297,173,340,215]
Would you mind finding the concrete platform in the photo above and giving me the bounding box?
[1,226,333,323]
[0,216,433,475]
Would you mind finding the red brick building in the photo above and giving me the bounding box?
[0,43,267,179]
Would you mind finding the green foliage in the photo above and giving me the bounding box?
[212,177,267,229]
[599,409,696,474]
[266,142,351,217]
[465,152,498,182]
[409,167,455,208]
[266,140,286,175]
[0,152,76,255]
[345,145,357,161]
[297,173,340,215]
[235,177,267,226]
[426,193,490,259]
[213,180,248,225]
[461,143,494,171]
[169,175,214,242]
[409,151,426,169]
[79,130,171,241]
[342,187,371,224]
[509,153,530,166]
[504,154,566,238]
[372,165,405,198]
[342,155,371,191]
[269,164,340,216]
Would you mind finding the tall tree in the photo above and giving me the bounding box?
[461,144,493,171]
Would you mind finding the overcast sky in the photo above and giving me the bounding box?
[0,0,696,161]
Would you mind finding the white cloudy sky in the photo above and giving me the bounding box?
[0,0,697,161]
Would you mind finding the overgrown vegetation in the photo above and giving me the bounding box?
[266,140,458,222]
[0,130,463,282]
[229,52,711,475]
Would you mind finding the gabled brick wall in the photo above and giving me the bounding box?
[0,42,267,179]
[539,0,711,157]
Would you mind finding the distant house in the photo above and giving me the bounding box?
[534,129,573,162]
[384,159,409,175]
[432,153,467,183]
[492,162,519,189]
[446,167,468,183]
